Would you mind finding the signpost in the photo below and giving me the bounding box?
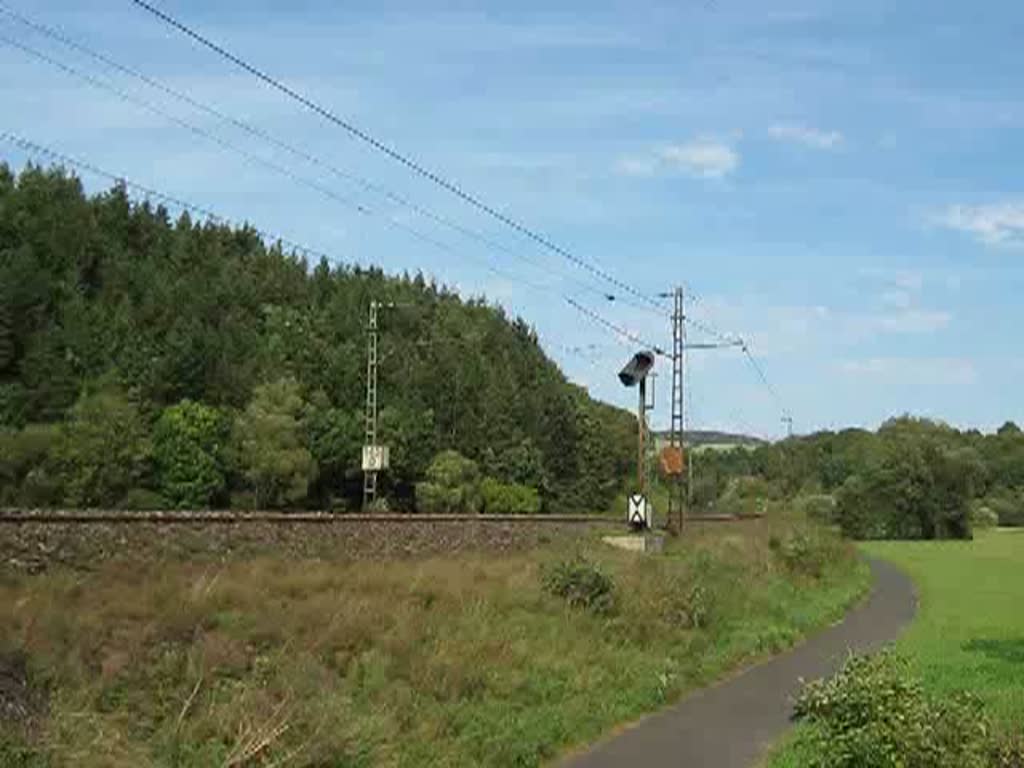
[619,350,656,530]
[361,445,390,472]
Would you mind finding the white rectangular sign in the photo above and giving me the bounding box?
[627,493,650,529]
[362,445,390,471]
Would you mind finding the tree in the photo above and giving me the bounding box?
[834,438,974,541]
[0,423,61,506]
[232,378,315,509]
[0,164,642,511]
[997,421,1021,437]
[491,438,546,488]
[54,383,152,508]
[415,450,481,513]
[480,477,541,514]
[304,392,362,508]
[153,399,228,508]
[0,300,14,373]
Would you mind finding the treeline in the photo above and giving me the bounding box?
[691,416,1024,539]
[0,163,635,511]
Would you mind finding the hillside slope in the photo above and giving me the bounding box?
[0,163,634,511]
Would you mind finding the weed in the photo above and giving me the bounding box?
[0,522,867,767]
[540,555,616,615]
[794,650,1011,768]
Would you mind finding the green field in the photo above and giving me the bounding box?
[770,529,1024,766]
[0,521,868,768]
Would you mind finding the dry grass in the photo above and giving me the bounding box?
[0,519,868,767]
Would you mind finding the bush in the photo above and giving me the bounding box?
[835,439,975,540]
[541,556,615,615]
[980,490,1024,527]
[793,493,837,524]
[480,477,541,515]
[769,524,832,578]
[0,424,60,506]
[53,383,152,508]
[716,475,779,517]
[654,569,714,629]
[153,399,228,508]
[117,488,168,511]
[415,450,481,513]
[970,501,1001,529]
[794,651,1008,768]
[232,378,315,509]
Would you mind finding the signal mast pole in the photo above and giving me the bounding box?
[668,286,686,533]
[363,300,381,510]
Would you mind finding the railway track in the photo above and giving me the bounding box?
[0,511,751,525]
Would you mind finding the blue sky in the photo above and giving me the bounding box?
[2,0,1023,438]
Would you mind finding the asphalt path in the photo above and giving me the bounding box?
[562,557,916,768]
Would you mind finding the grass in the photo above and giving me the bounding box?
[768,528,1024,767]
[0,519,869,768]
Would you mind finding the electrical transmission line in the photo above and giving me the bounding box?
[0,33,575,296]
[0,131,347,267]
[0,2,650,312]
[674,292,792,432]
[0,131,658,362]
[129,0,669,313]
[565,297,668,356]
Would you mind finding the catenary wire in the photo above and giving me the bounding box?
[0,2,650,311]
[129,0,670,313]
[0,131,659,358]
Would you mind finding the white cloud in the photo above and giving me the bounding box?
[768,122,843,149]
[936,202,1024,247]
[617,137,739,180]
[661,139,739,178]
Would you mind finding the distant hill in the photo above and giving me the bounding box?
[0,163,636,512]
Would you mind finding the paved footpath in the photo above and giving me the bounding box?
[563,558,916,768]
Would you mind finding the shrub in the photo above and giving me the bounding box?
[415,450,481,513]
[655,571,714,629]
[793,493,837,524]
[0,423,60,506]
[541,556,615,615]
[480,477,541,515]
[990,733,1024,768]
[794,651,1006,768]
[980,490,1024,527]
[970,501,1001,529]
[717,475,778,517]
[153,399,228,508]
[53,383,152,508]
[769,524,833,578]
[117,488,168,511]
[835,439,975,540]
[232,378,315,509]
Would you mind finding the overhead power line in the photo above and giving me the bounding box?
[0,33,570,295]
[0,131,659,360]
[565,297,667,356]
[129,0,669,313]
[0,34,369,215]
[740,343,789,418]
[0,2,645,310]
[0,131,344,267]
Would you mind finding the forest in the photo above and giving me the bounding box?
[0,163,635,512]
[692,415,1024,538]
[3,162,1022,536]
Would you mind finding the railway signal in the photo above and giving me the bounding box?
[619,349,656,529]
